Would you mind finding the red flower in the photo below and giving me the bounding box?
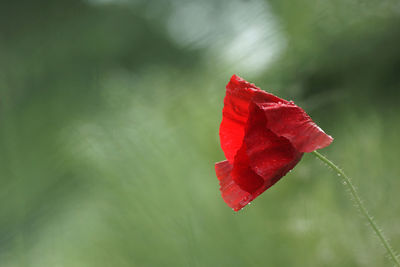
[215,75,333,211]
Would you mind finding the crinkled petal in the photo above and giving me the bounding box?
[215,159,274,211]
[257,102,333,153]
[216,104,303,211]
[231,143,264,193]
[244,103,304,184]
[219,75,286,163]
[215,160,253,211]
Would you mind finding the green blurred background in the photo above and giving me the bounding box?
[1,0,399,266]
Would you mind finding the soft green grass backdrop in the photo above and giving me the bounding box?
[1,0,399,266]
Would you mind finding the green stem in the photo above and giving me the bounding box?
[311,150,400,266]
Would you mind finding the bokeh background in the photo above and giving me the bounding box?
[1,0,400,266]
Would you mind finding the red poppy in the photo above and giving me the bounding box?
[215,75,333,211]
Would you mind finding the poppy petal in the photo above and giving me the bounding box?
[243,103,304,185]
[257,102,333,153]
[215,160,254,211]
[216,104,303,211]
[219,75,288,163]
[231,143,265,193]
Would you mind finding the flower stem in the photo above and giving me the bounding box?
[311,150,400,266]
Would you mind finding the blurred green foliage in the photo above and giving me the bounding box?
[0,0,399,266]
